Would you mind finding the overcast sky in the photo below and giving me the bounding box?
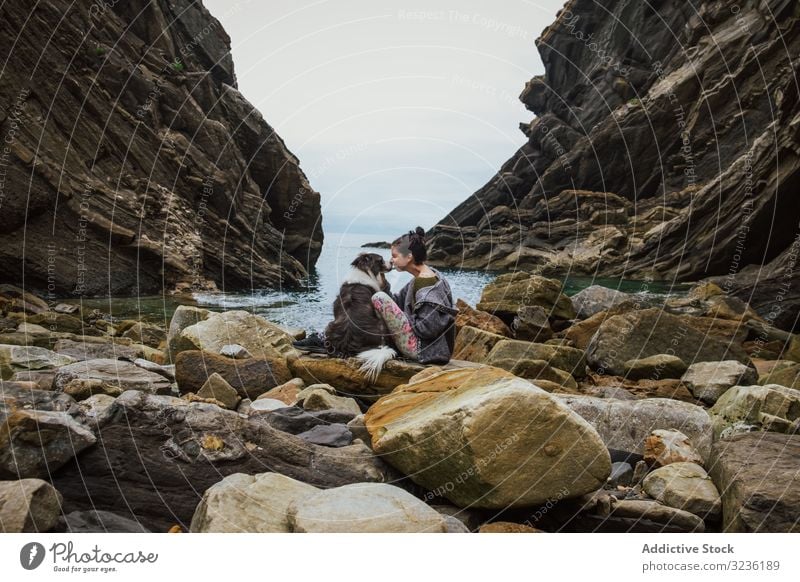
[203,0,565,235]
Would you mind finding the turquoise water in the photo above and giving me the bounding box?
[71,232,688,331]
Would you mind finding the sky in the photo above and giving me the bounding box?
[203,0,566,236]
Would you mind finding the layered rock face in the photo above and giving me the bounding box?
[0,0,322,296]
[426,0,800,329]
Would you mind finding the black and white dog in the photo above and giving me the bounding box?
[323,253,398,381]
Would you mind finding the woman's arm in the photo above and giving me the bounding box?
[410,301,458,340]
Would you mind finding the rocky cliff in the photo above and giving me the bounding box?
[427,0,800,330]
[0,0,322,297]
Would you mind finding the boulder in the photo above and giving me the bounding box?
[511,305,553,342]
[681,360,758,404]
[709,384,800,439]
[175,350,292,399]
[178,310,297,360]
[0,344,76,380]
[0,284,49,314]
[642,462,721,521]
[758,361,800,389]
[365,366,610,508]
[586,308,750,375]
[296,424,353,447]
[288,482,448,533]
[197,373,241,410]
[63,378,123,400]
[609,499,705,532]
[557,395,713,462]
[257,377,304,405]
[0,408,96,478]
[190,472,319,533]
[453,325,507,363]
[300,389,361,418]
[644,429,704,468]
[122,322,166,348]
[570,285,631,319]
[0,478,63,532]
[486,357,578,390]
[477,272,576,322]
[455,299,511,337]
[220,344,252,359]
[485,340,587,378]
[166,306,210,362]
[53,339,144,362]
[54,358,172,395]
[706,432,800,532]
[623,354,688,380]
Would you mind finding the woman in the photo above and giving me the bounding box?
[370,226,459,365]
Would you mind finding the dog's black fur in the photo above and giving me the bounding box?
[323,253,397,357]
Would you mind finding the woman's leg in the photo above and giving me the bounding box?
[371,291,420,359]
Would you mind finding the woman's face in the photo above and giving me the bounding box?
[390,245,414,272]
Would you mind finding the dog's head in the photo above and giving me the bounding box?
[351,252,390,276]
[349,252,391,293]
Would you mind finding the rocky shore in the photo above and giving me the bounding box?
[1,275,798,533]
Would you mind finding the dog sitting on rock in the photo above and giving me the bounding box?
[321,253,399,380]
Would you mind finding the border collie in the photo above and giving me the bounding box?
[323,253,398,382]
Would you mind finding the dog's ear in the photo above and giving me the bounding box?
[351,253,388,275]
[350,253,372,271]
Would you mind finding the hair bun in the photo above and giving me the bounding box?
[414,226,425,238]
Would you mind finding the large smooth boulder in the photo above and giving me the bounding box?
[365,366,611,508]
[642,462,722,521]
[175,350,292,399]
[0,344,76,380]
[477,272,576,321]
[54,358,172,395]
[177,310,297,360]
[586,308,750,375]
[709,384,800,439]
[192,474,446,533]
[706,432,800,532]
[288,482,448,533]
[0,478,63,532]
[190,472,319,533]
[681,360,758,404]
[557,395,713,461]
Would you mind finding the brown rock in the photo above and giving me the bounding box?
[452,325,507,363]
[257,377,305,405]
[175,350,291,400]
[706,432,800,532]
[455,299,511,336]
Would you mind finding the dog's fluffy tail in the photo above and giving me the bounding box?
[355,345,397,383]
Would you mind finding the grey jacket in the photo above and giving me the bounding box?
[392,266,460,364]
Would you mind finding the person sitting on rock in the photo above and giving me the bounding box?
[371,226,459,365]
